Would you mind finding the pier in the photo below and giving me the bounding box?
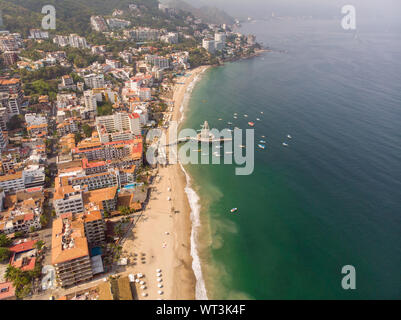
[164,121,232,146]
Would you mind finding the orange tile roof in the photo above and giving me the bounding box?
[51,217,89,265]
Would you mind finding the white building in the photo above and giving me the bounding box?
[84,74,105,89]
[96,112,141,143]
[145,55,170,69]
[91,16,108,32]
[161,32,179,44]
[202,39,215,54]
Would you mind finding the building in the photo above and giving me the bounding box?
[145,55,169,69]
[57,119,79,136]
[29,29,49,40]
[27,123,48,138]
[2,51,19,66]
[96,112,141,143]
[0,195,43,234]
[72,136,143,165]
[80,210,105,247]
[25,113,47,127]
[9,239,38,271]
[161,32,179,44]
[0,282,15,300]
[84,74,105,89]
[124,28,160,41]
[52,216,93,288]
[90,16,108,32]
[0,78,23,112]
[106,18,131,30]
[53,183,85,216]
[53,34,89,49]
[202,39,215,54]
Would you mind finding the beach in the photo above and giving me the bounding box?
[122,66,209,300]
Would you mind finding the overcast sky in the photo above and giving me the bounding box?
[185,0,401,21]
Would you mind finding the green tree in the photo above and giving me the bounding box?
[0,247,11,262]
[0,234,12,247]
[82,124,93,138]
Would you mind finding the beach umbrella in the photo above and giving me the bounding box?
[142,293,147,297]
[156,269,162,273]
[140,285,146,290]
[140,281,145,285]
[157,273,162,277]
[158,291,164,295]
[157,278,162,282]
[135,279,140,283]
[158,284,163,288]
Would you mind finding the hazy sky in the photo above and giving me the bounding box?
[185,0,401,21]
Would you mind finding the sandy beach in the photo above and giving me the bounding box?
[122,66,209,300]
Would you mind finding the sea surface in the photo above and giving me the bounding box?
[181,18,401,299]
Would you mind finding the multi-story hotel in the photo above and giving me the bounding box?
[52,216,93,288]
[96,112,141,143]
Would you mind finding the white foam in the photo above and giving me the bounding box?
[179,162,208,300]
[177,67,209,300]
[179,69,207,124]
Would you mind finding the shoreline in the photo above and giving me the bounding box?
[121,66,209,300]
[171,66,210,300]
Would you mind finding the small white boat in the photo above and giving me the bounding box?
[230,208,238,213]
[233,116,238,119]
[244,114,248,118]
[256,118,261,121]
[227,122,233,125]
[261,135,265,138]
[238,145,246,148]
[213,152,221,157]
[260,111,264,114]
[225,151,233,155]
[287,135,292,139]
[218,118,223,121]
[282,143,289,147]
[215,145,222,149]
[201,153,209,156]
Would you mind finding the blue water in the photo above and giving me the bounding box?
[183,19,401,299]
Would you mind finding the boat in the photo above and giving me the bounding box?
[256,118,261,121]
[218,118,223,121]
[227,122,233,125]
[201,153,209,156]
[234,113,238,116]
[244,114,248,117]
[260,140,266,144]
[233,116,238,119]
[192,149,201,152]
[261,135,265,138]
[248,122,255,127]
[260,111,264,114]
[215,145,222,149]
[230,208,238,213]
[225,151,233,155]
[282,143,288,147]
[287,135,292,139]
[213,152,221,157]
[238,145,246,148]
[258,144,266,149]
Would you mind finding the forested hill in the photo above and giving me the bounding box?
[0,0,159,35]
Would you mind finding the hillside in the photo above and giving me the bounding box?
[161,0,235,25]
[0,0,159,35]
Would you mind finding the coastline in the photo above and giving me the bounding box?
[122,66,209,300]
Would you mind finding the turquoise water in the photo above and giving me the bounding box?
[182,19,401,299]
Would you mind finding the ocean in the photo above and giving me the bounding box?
[181,18,401,299]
